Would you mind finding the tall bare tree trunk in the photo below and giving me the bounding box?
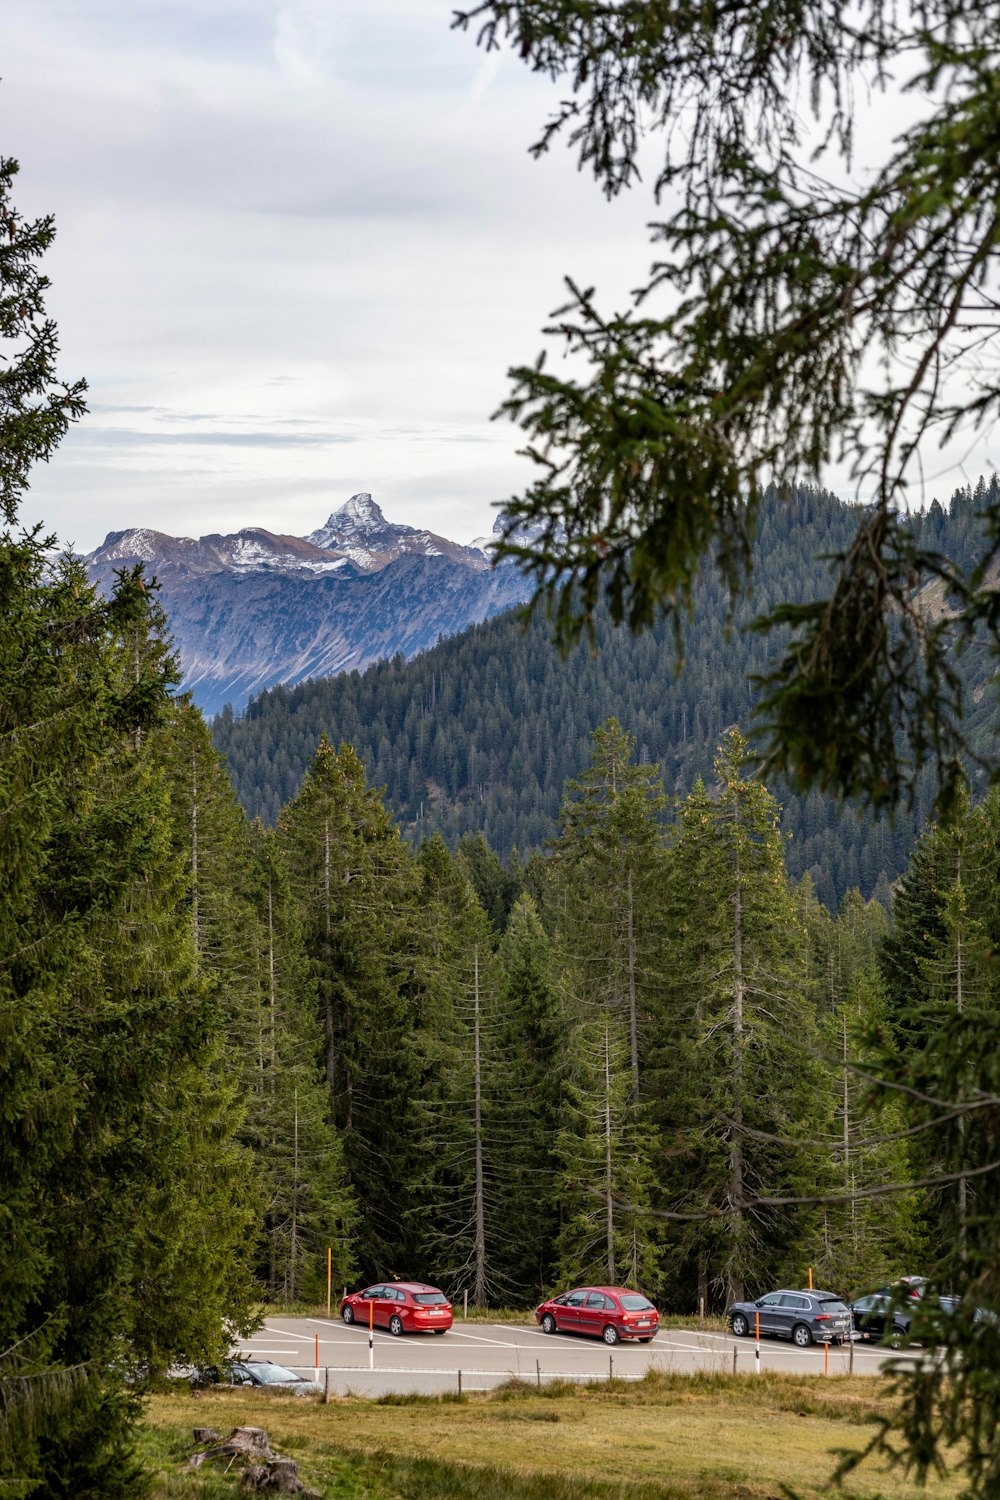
[473,946,487,1306]
[956,852,967,1262]
[727,819,745,1305]
[323,818,335,1092]
[626,867,639,1097]
[604,1018,616,1283]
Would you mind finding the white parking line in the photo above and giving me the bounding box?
[495,1324,598,1347]
[445,1329,521,1348]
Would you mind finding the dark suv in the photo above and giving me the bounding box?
[852,1278,958,1346]
[727,1289,852,1347]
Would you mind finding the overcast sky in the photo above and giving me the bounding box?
[3,2,996,556]
[2,0,660,553]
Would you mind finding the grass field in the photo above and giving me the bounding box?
[142,1369,964,1499]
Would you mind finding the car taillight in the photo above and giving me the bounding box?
[815,1314,831,1321]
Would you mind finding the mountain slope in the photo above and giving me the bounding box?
[211,483,999,909]
[85,494,523,715]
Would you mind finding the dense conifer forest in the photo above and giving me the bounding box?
[6,140,1000,1497]
[213,483,999,910]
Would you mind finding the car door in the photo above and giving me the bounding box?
[578,1291,610,1338]
[558,1290,589,1331]
[754,1292,786,1335]
[854,1293,887,1340]
[778,1293,812,1340]
[360,1286,384,1328]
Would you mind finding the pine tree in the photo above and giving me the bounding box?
[804,888,923,1291]
[278,738,420,1274]
[246,828,356,1303]
[553,1008,663,1293]
[489,894,562,1299]
[662,731,828,1306]
[1,154,255,1494]
[406,836,502,1304]
[554,718,668,1096]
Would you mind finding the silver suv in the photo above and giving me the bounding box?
[727,1289,852,1347]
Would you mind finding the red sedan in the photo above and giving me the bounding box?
[535,1285,659,1345]
[340,1281,453,1336]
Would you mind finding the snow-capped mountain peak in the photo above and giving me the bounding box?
[306,492,417,552]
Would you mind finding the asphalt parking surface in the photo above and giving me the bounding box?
[233,1317,914,1397]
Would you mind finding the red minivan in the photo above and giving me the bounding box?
[535,1285,659,1344]
[340,1281,453,1336]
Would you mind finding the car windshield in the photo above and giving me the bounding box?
[250,1364,300,1384]
[817,1299,849,1314]
[413,1293,448,1305]
[619,1296,654,1311]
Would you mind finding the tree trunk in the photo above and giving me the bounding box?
[473,946,487,1307]
[626,867,640,1097]
[604,1019,616,1284]
[727,812,745,1306]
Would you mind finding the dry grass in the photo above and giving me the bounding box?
[143,1368,965,1499]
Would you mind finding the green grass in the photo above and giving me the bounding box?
[142,1367,965,1499]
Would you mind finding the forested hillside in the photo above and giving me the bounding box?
[214,482,999,908]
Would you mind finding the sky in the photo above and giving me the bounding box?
[3,3,996,556]
[2,0,658,554]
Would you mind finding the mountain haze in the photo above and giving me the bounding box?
[85,494,527,715]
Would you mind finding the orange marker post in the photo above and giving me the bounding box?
[754,1309,761,1376]
[808,1266,813,1289]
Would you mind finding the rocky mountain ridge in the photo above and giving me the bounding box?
[85,494,526,717]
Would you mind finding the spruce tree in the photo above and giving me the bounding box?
[554,718,668,1095]
[247,827,356,1303]
[278,738,420,1275]
[662,731,828,1306]
[408,836,500,1303]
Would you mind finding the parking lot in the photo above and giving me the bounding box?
[236,1316,914,1397]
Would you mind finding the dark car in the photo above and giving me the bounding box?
[727,1289,851,1347]
[191,1360,319,1394]
[535,1286,659,1345]
[340,1281,453,1335]
[852,1279,959,1346]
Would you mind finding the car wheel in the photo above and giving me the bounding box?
[792,1323,812,1348]
[731,1314,749,1338]
[888,1326,905,1349]
[603,1325,621,1346]
[389,1315,404,1337]
[541,1313,556,1335]
[342,1305,354,1325]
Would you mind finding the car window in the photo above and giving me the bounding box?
[586,1292,607,1309]
[414,1292,448,1305]
[853,1295,876,1312]
[250,1364,300,1385]
[816,1298,849,1314]
[781,1295,809,1310]
[619,1295,654,1310]
[565,1291,588,1307]
[362,1287,383,1299]
[758,1293,785,1307]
